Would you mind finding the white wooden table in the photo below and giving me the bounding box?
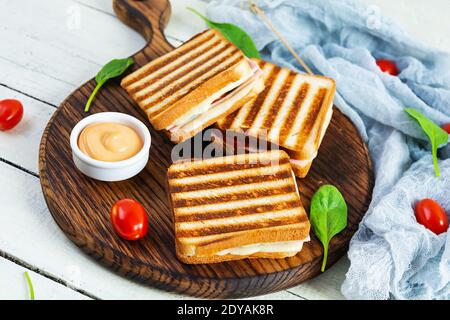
[1,0,448,300]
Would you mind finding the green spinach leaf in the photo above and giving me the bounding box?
[85,57,134,112]
[405,108,449,177]
[188,8,260,59]
[310,185,347,272]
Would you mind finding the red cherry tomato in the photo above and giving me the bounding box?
[0,99,23,131]
[414,198,449,235]
[441,123,450,134]
[110,199,148,240]
[376,59,399,76]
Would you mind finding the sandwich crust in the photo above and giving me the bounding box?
[175,222,310,264]
[177,249,300,264]
[290,160,313,178]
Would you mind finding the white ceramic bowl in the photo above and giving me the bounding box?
[70,112,151,182]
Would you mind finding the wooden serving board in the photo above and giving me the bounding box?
[39,0,374,298]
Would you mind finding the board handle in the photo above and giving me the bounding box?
[113,0,174,58]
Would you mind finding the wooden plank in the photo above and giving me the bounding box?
[0,86,55,174]
[0,256,89,300]
[0,0,145,105]
[0,0,205,107]
[164,0,208,41]
[74,0,208,42]
[288,257,348,300]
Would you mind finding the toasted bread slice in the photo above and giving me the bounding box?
[217,59,335,177]
[121,29,264,143]
[167,150,310,264]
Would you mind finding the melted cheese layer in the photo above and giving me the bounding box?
[216,236,310,256]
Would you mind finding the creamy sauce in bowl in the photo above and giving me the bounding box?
[78,122,143,162]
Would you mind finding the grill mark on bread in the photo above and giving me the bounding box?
[176,216,304,237]
[175,199,302,222]
[191,235,235,247]
[263,72,295,129]
[180,222,308,248]
[224,96,257,130]
[127,38,227,95]
[144,53,242,116]
[170,150,287,171]
[121,30,216,87]
[174,193,300,215]
[250,68,290,131]
[213,127,282,155]
[168,157,289,178]
[215,61,335,168]
[293,88,327,148]
[137,48,241,105]
[216,62,266,129]
[218,109,240,129]
[177,78,266,134]
[242,66,279,127]
[312,98,333,149]
[131,41,232,99]
[172,177,293,200]
[169,168,292,193]
[124,33,218,91]
[167,151,311,256]
[280,83,310,144]
[173,185,295,207]
[257,60,266,69]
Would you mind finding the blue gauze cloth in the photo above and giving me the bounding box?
[206,0,450,299]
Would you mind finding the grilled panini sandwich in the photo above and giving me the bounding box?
[167,150,310,264]
[121,29,264,143]
[217,59,336,177]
